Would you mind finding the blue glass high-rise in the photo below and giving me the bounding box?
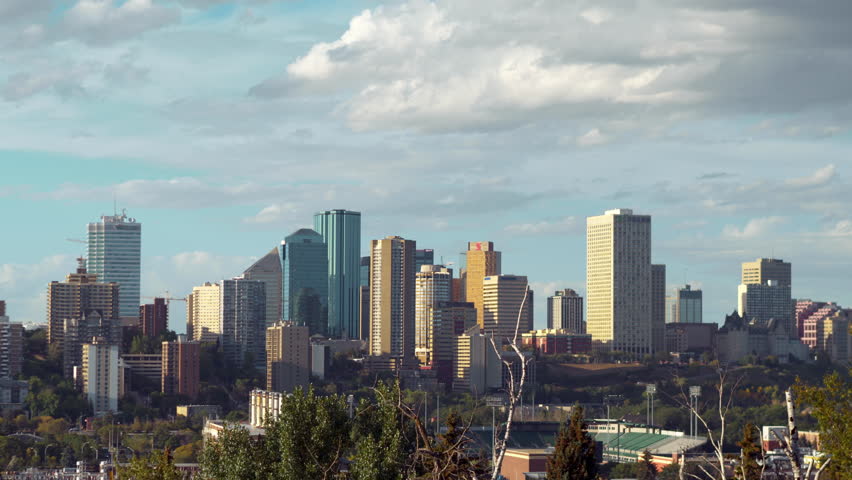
[87,210,141,321]
[313,210,361,339]
[281,228,328,336]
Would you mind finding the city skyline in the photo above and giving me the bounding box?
[2,1,852,334]
[2,202,851,335]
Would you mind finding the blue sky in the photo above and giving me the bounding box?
[2,0,852,332]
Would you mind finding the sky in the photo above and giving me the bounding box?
[2,0,852,333]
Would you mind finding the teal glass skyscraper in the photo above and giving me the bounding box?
[281,228,328,335]
[313,210,361,338]
[87,210,141,321]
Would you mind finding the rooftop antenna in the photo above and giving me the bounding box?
[113,191,117,216]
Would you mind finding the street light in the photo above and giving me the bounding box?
[689,386,701,437]
[645,384,657,431]
[486,393,507,468]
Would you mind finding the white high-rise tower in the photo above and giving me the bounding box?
[586,209,652,357]
[87,210,141,322]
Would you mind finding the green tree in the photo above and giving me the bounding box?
[795,369,852,479]
[119,450,183,480]
[637,450,657,480]
[350,381,412,480]
[546,406,597,480]
[198,424,272,480]
[736,424,762,480]
[265,386,352,480]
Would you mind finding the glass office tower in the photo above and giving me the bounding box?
[87,210,141,320]
[281,228,328,335]
[313,210,361,338]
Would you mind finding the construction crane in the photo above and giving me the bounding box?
[142,291,187,306]
[66,238,87,244]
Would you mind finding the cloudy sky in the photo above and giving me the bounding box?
[2,0,852,331]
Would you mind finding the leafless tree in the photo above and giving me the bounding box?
[670,367,744,480]
[487,284,530,479]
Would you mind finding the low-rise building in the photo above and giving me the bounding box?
[0,377,28,412]
[521,329,592,355]
[176,404,222,420]
[120,353,162,384]
[249,389,287,428]
[716,312,809,364]
[665,323,717,354]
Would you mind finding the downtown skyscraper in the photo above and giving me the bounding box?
[87,210,141,322]
[369,236,416,360]
[281,228,328,335]
[314,210,361,339]
[464,241,502,328]
[586,209,653,357]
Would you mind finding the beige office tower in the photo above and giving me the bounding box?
[586,209,652,357]
[651,264,666,354]
[369,236,416,359]
[46,258,119,347]
[414,265,453,366]
[266,322,310,392]
[186,282,221,342]
[82,338,121,415]
[482,275,532,341]
[243,247,283,329]
[742,258,791,286]
[465,242,502,328]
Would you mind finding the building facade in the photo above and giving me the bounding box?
[429,301,477,385]
[82,338,121,415]
[369,236,416,360]
[453,326,501,394]
[87,210,142,322]
[741,258,793,334]
[186,282,221,343]
[586,209,652,357]
[415,249,435,272]
[667,285,703,324]
[221,278,267,369]
[521,329,592,355]
[716,312,808,364]
[414,265,453,367]
[139,298,168,337]
[120,353,162,384]
[482,275,532,341]
[243,246,283,330]
[162,335,201,400]
[737,281,793,333]
[803,308,849,364]
[547,289,584,333]
[0,314,23,378]
[266,322,310,393]
[281,229,328,335]
[313,209,361,339]
[63,310,121,378]
[47,258,119,347]
[465,242,502,328]
[652,264,666,354]
[742,258,791,287]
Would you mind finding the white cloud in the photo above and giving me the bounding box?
[61,0,180,46]
[244,203,300,224]
[785,164,836,188]
[579,8,612,25]
[575,128,610,147]
[721,216,787,239]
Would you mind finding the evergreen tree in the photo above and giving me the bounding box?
[546,406,597,480]
[637,450,657,480]
[736,424,762,480]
